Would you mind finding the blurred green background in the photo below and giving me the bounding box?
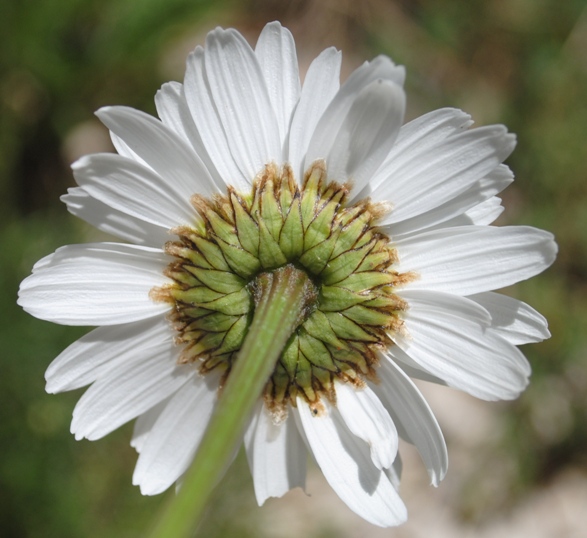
[2,0,586,536]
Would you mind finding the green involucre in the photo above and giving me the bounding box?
[154,161,410,412]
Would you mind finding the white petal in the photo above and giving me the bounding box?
[304,55,405,172]
[45,316,169,393]
[385,165,513,238]
[131,399,169,454]
[18,243,171,325]
[396,225,558,295]
[354,107,471,200]
[287,47,341,179]
[204,27,281,179]
[372,355,448,486]
[110,132,150,168]
[335,382,398,470]
[396,289,531,400]
[385,345,446,385]
[61,187,170,247]
[403,287,492,324]
[155,82,225,188]
[372,123,516,225]
[133,372,219,495]
[434,196,504,228]
[470,291,551,344]
[325,79,405,194]
[71,335,194,440]
[394,107,473,152]
[386,453,403,491]
[244,403,306,505]
[155,81,190,141]
[96,106,220,198]
[72,153,196,229]
[296,397,407,527]
[255,22,301,147]
[184,46,247,190]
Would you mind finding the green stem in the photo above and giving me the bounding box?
[148,264,316,538]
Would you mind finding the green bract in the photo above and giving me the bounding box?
[155,161,410,414]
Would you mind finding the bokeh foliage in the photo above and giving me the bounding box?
[1,0,586,536]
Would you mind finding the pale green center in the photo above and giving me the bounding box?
[152,161,411,415]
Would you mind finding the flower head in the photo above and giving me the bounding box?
[18,22,557,527]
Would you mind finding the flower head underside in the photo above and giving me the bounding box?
[17,21,558,529]
[153,161,414,418]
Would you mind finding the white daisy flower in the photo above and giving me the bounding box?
[18,22,557,527]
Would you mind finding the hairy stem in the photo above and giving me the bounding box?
[148,264,316,538]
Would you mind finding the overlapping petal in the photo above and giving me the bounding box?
[61,187,170,247]
[372,124,516,225]
[323,79,405,194]
[386,164,513,238]
[287,46,341,179]
[184,46,247,190]
[304,55,405,173]
[395,290,531,400]
[155,81,191,142]
[133,372,220,495]
[470,291,550,344]
[245,403,307,505]
[131,399,169,454]
[154,82,224,188]
[96,106,220,198]
[449,196,504,226]
[296,397,407,527]
[71,335,196,440]
[255,22,301,146]
[353,107,467,199]
[396,225,557,296]
[204,27,282,180]
[371,356,448,485]
[18,243,171,325]
[45,316,169,393]
[72,153,196,229]
[335,382,398,470]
